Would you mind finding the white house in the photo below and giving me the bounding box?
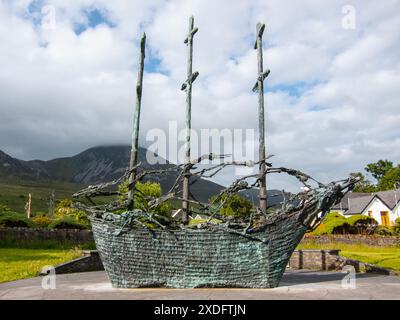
[331,189,400,226]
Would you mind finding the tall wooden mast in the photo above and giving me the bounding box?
[253,22,270,214]
[128,33,146,210]
[181,16,199,223]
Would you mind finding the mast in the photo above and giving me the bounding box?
[128,33,146,210]
[181,16,199,223]
[253,22,270,214]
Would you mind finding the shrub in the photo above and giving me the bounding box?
[48,216,89,230]
[210,194,253,218]
[312,220,352,235]
[311,212,351,235]
[0,213,34,228]
[375,225,394,236]
[0,204,12,214]
[393,218,400,236]
[323,212,345,222]
[55,199,89,225]
[118,181,170,215]
[347,215,378,235]
[188,217,222,226]
[32,215,52,228]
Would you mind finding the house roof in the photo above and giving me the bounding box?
[331,192,373,211]
[332,189,400,214]
[375,189,400,209]
[346,195,377,215]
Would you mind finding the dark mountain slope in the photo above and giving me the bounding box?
[0,146,286,204]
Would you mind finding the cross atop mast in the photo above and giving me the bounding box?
[253,22,270,214]
[181,16,199,223]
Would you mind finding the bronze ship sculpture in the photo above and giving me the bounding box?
[74,17,356,288]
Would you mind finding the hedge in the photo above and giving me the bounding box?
[0,213,35,228]
[48,216,90,230]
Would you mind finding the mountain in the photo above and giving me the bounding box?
[0,146,285,205]
[0,146,224,202]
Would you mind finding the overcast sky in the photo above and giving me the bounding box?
[0,0,399,191]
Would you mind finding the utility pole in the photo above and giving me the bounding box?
[128,33,146,210]
[48,190,55,217]
[253,22,270,214]
[26,193,32,219]
[181,16,199,223]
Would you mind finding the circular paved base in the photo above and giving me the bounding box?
[0,270,399,300]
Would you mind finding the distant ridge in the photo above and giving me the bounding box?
[0,146,285,204]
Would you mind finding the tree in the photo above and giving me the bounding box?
[365,160,393,182]
[118,181,170,216]
[55,199,89,225]
[351,172,376,192]
[378,165,400,191]
[210,194,253,218]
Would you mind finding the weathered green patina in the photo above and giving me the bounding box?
[74,18,357,289]
[82,179,354,288]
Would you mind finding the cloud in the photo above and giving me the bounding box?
[0,0,399,192]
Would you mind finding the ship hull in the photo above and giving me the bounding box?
[90,211,308,288]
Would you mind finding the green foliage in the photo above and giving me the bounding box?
[55,199,89,225]
[313,213,383,235]
[32,215,52,228]
[118,181,170,215]
[0,212,34,228]
[312,212,378,235]
[375,225,394,236]
[351,160,400,192]
[48,216,89,230]
[210,194,253,218]
[188,218,222,226]
[297,242,400,274]
[365,160,393,181]
[347,215,378,235]
[312,218,351,235]
[351,172,376,192]
[0,234,95,250]
[323,211,346,223]
[378,165,400,191]
[0,248,83,283]
[393,218,400,236]
[0,204,12,214]
[0,181,83,214]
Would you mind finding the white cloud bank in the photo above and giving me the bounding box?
[0,0,399,191]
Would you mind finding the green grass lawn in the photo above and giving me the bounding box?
[0,248,83,283]
[298,241,400,274]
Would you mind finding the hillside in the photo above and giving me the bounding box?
[0,146,285,212]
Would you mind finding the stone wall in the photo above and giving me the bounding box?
[302,234,400,246]
[289,249,394,275]
[0,227,94,245]
[41,251,104,275]
[289,249,340,271]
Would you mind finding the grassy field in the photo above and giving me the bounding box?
[0,181,83,214]
[0,180,183,215]
[298,241,400,274]
[0,248,83,283]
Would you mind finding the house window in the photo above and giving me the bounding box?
[380,211,390,227]
[367,211,372,217]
